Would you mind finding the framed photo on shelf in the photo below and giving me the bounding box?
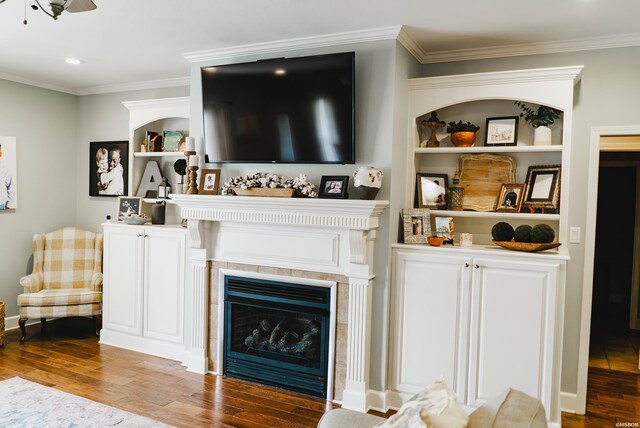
[434,216,455,241]
[523,165,561,211]
[318,176,349,199]
[485,116,518,146]
[496,183,526,212]
[416,173,448,209]
[199,168,221,195]
[162,131,183,152]
[116,196,141,221]
[89,141,128,197]
[402,208,431,244]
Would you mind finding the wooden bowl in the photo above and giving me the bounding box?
[427,236,445,246]
[493,240,561,252]
[451,131,477,147]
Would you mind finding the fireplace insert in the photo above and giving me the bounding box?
[223,275,332,398]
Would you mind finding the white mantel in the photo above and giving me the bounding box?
[172,194,388,411]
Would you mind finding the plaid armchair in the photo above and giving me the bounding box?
[17,227,103,341]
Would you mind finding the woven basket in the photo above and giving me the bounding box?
[0,301,5,346]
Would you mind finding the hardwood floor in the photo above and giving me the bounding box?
[4,318,640,427]
[589,328,640,373]
[0,318,337,427]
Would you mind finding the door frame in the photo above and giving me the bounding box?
[577,125,640,414]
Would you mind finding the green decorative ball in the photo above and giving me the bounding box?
[531,224,555,243]
[491,222,515,241]
[514,225,533,243]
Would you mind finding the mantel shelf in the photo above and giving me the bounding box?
[171,194,389,230]
[134,152,185,158]
[414,145,563,154]
[429,209,560,221]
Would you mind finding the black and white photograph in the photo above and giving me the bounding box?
[318,176,349,199]
[89,141,128,197]
[416,173,448,209]
[117,196,141,221]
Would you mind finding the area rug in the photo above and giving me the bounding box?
[0,377,171,428]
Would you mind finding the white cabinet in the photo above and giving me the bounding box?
[389,245,566,424]
[102,223,187,361]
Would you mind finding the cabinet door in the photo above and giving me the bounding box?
[103,226,144,336]
[142,228,186,344]
[467,257,560,410]
[389,249,472,402]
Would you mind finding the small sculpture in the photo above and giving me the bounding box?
[422,111,446,147]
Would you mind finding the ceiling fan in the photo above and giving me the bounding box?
[0,0,96,23]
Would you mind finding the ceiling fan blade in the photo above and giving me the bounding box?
[67,0,96,13]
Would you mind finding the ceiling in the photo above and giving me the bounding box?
[1,0,640,95]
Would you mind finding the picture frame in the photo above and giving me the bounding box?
[523,165,561,211]
[485,116,518,146]
[89,141,129,197]
[318,175,349,199]
[162,131,183,152]
[402,208,431,244]
[0,136,17,210]
[116,196,141,221]
[199,168,221,195]
[417,173,448,209]
[496,183,526,212]
[435,216,455,241]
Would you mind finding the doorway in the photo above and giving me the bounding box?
[589,155,640,373]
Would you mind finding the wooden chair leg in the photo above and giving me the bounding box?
[18,318,27,342]
[40,318,46,337]
[93,315,102,337]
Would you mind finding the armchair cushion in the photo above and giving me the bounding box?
[19,303,101,319]
[18,289,102,307]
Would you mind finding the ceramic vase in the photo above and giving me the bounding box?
[353,166,383,200]
[534,126,552,146]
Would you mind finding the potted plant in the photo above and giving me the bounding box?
[446,120,481,147]
[514,101,562,146]
[173,158,187,194]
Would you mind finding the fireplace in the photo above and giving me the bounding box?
[223,275,334,398]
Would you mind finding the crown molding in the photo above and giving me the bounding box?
[396,26,428,62]
[420,33,640,64]
[0,70,77,95]
[408,65,583,90]
[182,26,403,63]
[76,76,190,96]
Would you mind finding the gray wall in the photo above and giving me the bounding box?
[0,80,77,317]
[423,46,640,394]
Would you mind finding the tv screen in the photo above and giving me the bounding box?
[201,52,355,164]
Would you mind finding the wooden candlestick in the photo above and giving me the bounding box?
[184,151,195,193]
[187,165,199,194]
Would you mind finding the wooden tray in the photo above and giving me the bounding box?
[493,241,561,252]
[458,154,516,212]
[233,188,296,197]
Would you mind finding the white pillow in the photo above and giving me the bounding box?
[375,380,468,428]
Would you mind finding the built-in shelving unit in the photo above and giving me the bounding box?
[123,97,190,225]
[404,66,583,247]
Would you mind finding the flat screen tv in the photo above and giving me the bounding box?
[201,52,355,164]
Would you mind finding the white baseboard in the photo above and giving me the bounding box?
[560,391,578,414]
[366,389,388,413]
[4,315,40,331]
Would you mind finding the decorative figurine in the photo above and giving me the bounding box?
[422,111,446,148]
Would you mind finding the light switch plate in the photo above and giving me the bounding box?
[570,227,581,244]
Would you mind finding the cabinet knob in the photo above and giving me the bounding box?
[465,263,470,268]
[137,233,142,237]
[474,264,480,269]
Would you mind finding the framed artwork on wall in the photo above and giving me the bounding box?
[90,141,128,197]
[0,136,17,210]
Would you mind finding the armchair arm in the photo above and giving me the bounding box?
[19,272,43,293]
[91,272,103,292]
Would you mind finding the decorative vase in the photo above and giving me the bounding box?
[451,131,477,147]
[534,126,552,146]
[353,166,383,200]
[173,173,184,195]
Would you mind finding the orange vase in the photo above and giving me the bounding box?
[451,131,477,147]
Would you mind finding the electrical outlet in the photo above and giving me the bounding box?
[569,227,581,244]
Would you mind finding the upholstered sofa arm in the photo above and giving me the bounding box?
[19,272,43,293]
[91,272,103,292]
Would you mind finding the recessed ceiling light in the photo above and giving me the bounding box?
[274,69,286,75]
[65,58,83,65]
